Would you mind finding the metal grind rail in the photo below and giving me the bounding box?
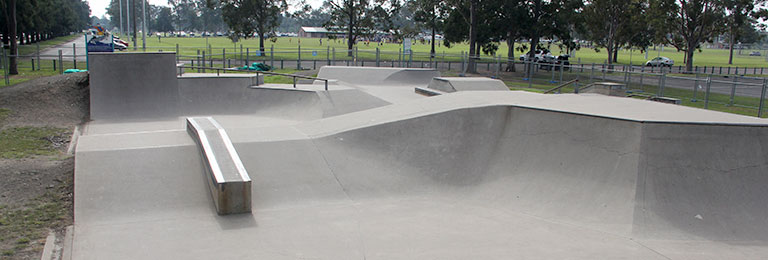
[179,65,330,91]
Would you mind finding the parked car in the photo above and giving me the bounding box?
[519,50,553,62]
[645,56,674,67]
[113,41,127,51]
[539,54,571,70]
[749,51,761,56]
[113,37,129,47]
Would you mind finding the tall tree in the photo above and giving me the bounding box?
[583,0,632,65]
[323,0,375,56]
[723,0,765,64]
[4,0,18,74]
[210,0,285,52]
[650,0,725,72]
[412,0,446,58]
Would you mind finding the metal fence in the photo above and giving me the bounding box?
[3,43,767,118]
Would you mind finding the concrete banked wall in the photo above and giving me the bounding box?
[269,102,768,241]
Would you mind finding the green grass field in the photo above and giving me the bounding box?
[119,35,768,68]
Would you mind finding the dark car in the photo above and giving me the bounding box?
[539,54,570,71]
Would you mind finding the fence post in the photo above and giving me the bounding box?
[271,45,275,68]
[240,44,243,65]
[729,76,738,106]
[222,48,226,69]
[202,51,206,73]
[759,78,767,118]
[73,43,77,69]
[32,59,35,71]
[376,48,380,67]
[704,75,712,109]
[559,63,564,84]
[176,44,180,64]
[58,50,63,74]
[2,48,8,85]
[460,51,464,72]
[590,63,595,83]
[355,47,358,66]
[35,41,40,71]
[327,46,331,65]
[658,70,666,97]
[246,48,249,66]
[297,45,301,70]
[639,66,644,89]
[332,47,336,65]
[692,73,699,102]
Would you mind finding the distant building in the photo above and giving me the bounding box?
[298,27,345,38]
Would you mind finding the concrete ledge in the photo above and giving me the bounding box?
[427,77,509,92]
[648,96,682,105]
[186,117,252,215]
[415,87,445,96]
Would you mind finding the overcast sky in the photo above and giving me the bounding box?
[88,0,323,18]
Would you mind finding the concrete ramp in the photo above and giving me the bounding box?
[89,53,180,121]
[316,66,440,86]
[427,77,509,92]
[72,91,768,259]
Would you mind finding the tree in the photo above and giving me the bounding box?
[650,0,725,72]
[153,6,175,32]
[412,0,446,58]
[490,0,528,71]
[3,0,18,74]
[210,0,285,51]
[583,0,632,65]
[723,0,765,64]
[323,0,376,56]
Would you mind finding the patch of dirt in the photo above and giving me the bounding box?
[0,73,88,259]
[0,72,89,128]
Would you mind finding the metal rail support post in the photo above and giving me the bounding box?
[36,42,40,71]
[759,78,767,118]
[704,75,712,109]
[58,50,63,74]
[376,48,380,67]
[73,43,77,69]
[297,45,301,70]
[729,76,738,106]
[692,73,699,102]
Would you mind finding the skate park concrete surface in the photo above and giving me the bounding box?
[71,53,768,259]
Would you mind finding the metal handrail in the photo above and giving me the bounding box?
[179,65,330,91]
[543,79,579,94]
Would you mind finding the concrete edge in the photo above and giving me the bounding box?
[415,87,445,96]
[39,232,56,260]
[66,125,82,155]
[60,225,74,260]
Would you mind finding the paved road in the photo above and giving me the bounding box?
[39,38,87,61]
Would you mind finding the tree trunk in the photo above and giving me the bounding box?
[686,44,694,72]
[613,43,618,63]
[8,0,18,75]
[728,30,735,65]
[132,0,137,50]
[430,25,435,58]
[347,8,354,57]
[467,0,477,73]
[526,0,542,74]
[506,36,515,72]
[258,32,265,54]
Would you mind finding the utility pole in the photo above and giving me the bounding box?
[119,0,124,35]
[142,0,146,51]
[132,0,137,50]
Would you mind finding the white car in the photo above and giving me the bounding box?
[519,50,553,62]
[645,57,674,67]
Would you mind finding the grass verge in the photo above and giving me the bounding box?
[0,127,69,159]
[0,176,72,258]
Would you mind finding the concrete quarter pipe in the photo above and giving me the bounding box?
[71,54,768,259]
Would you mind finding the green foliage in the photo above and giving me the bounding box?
[0,127,68,159]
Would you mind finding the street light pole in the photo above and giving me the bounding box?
[142,0,146,51]
[119,0,124,35]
